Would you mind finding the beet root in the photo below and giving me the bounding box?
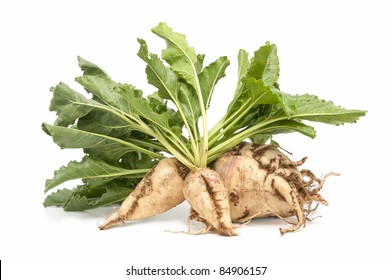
[214,142,338,234]
[183,168,238,236]
[99,158,188,230]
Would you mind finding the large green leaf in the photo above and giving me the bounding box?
[125,92,180,136]
[242,78,295,117]
[76,74,184,139]
[247,42,279,86]
[237,49,251,83]
[137,39,198,135]
[77,110,133,138]
[152,22,198,89]
[252,119,316,139]
[150,23,206,140]
[49,82,97,127]
[65,185,132,211]
[45,155,149,192]
[198,56,230,108]
[225,46,281,118]
[231,49,250,102]
[42,123,162,161]
[195,54,206,73]
[209,88,366,160]
[44,188,73,207]
[286,94,367,125]
[44,184,133,211]
[77,56,109,78]
[137,39,180,101]
[48,81,140,135]
[177,82,201,134]
[75,75,137,115]
[137,38,200,159]
[241,94,365,143]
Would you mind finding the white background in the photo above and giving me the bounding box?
[1,0,391,279]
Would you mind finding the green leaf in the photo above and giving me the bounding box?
[248,42,279,86]
[64,185,133,211]
[126,91,181,136]
[49,82,97,127]
[44,184,133,210]
[137,38,200,162]
[237,49,251,83]
[45,155,149,192]
[77,56,109,78]
[217,43,282,141]
[43,188,73,207]
[44,151,158,210]
[285,94,368,125]
[152,22,212,167]
[42,123,162,161]
[118,151,159,170]
[77,110,134,138]
[147,92,184,134]
[255,120,316,139]
[251,134,272,145]
[177,82,201,134]
[137,39,197,136]
[48,81,141,134]
[195,54,206,73]
[242,78,295,117]
[76,62,185,146]
[198,56,230,108]
[231,49,250,102]
[228,95,364,148]
[137,39,180,102]
[242,77,279,105]
[152,22,198,89]
[75,75,137,115]
[247,94,366,140]
[75,75,177,140]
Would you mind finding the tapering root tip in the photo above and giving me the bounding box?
[98,211,125,230]
[279,215,306,235]
[98,220,112,230]
[280,228,290,235]
[187,207,239,236]
[314,172,340,192]
[98,224,108,230]
[221,227,240,237]
[323,172,340,179]
[293,156,308,167]
[98,222,110,230]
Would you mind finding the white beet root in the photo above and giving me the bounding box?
[214,142,338,234]
[183,168,238,236]
[99,157,188,230]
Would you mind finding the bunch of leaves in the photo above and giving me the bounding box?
[43,23,366,210]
